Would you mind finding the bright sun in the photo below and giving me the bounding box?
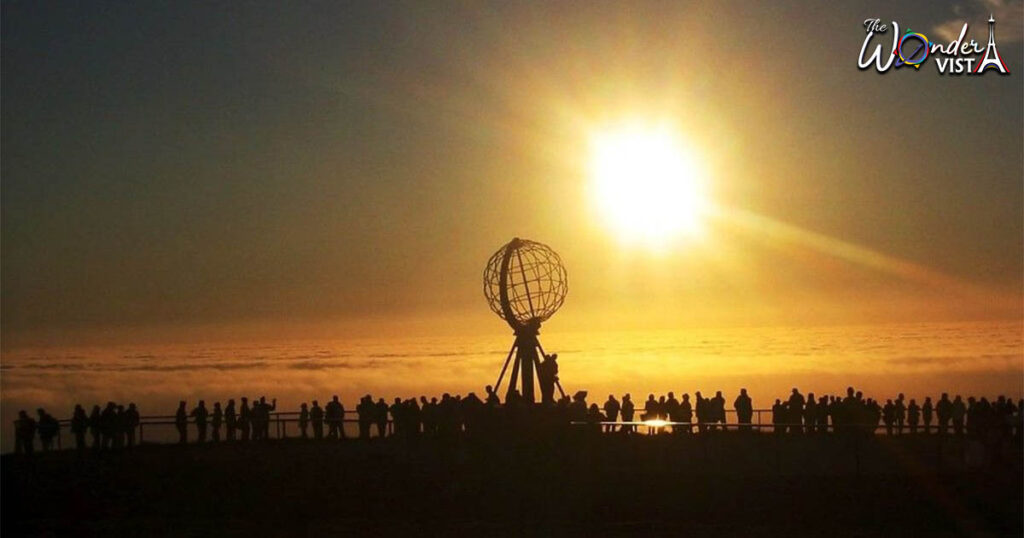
[589,124,709,246]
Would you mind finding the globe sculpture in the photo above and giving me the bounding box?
[484,238,568,403]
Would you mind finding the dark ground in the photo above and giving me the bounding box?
[3,432,1021,537]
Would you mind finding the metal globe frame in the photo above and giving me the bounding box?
[483,237,568,403]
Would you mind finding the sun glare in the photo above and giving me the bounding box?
[589,124,709,246]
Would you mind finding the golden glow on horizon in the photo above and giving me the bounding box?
[588,124,709,247]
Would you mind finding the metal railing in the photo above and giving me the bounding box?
[16,407,960,452]
[48,412,385,449]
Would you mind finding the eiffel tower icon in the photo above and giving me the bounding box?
[973,14,1009,74]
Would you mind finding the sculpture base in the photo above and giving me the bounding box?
[494,325,563,404]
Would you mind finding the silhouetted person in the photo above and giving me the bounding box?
[299,403,310,438]
[907,399,920,434]
[922,397,933,434]
[375,398,389,438]
[936,393,952,435]
[251,396,274,440]
[398,399,416,438]
[192,400,209,443]
[326,396,343,439]
[238,397,251,441]
[406,398,422,436]
[570,391,588,427]
[225,399,237,441]
[100,402,117,449]
[965,397,978,437]
[771,399,784,434]
[88,405,101,449]
[603,395,620,432]
[175,401,188,444]
[787,389,805,434]
[952,395,966,436]
[870,398,883,435]
[735,389,753,432]
[665,392,680,430]
[827,395,840,432]
[421,397,437,435]
[882,399,895,435]
[538,353,559,404]
[804,393,817,434]
[125,403,140,447]
[695,392,708,433]
[460,393,479,435]
[485,385,500,406]
[621,394,635,433]
[37,409,58,452]
[837,387,857,434]
[15,410,36,456]
[256,396,271,439]
[357,396,374,439]
[435,393,454,436]
[895,394,906,435]
[335,397,347,439]
[71,404,88,452]
[711,391,726,431]
[642,394,658,424]
[817,395,829,432]
[586,404,604,433]
[259,396,276,440]
[211,402,223,442]
[680,394,693,433]
[249,398,262,441]
[311,400,325,439]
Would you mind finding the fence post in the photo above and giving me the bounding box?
[139,423,145,444]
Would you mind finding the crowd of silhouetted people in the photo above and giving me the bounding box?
[12,387,1024,455]
[172,397,277,444]
[13,403,141,456]
[765,389,1021,438]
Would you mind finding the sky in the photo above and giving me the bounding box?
[2,1,1022,348]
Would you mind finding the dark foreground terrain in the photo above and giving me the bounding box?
[4,432,1021,537]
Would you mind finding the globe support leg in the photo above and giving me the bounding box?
[494,343,516,393]
[515,332,538,403]
[495,326,562,404]
[495,332,541,403]
[506,347,520,401]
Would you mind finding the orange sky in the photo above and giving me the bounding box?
[2,2,1021,349]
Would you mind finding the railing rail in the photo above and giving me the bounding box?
[13,406,964,452]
